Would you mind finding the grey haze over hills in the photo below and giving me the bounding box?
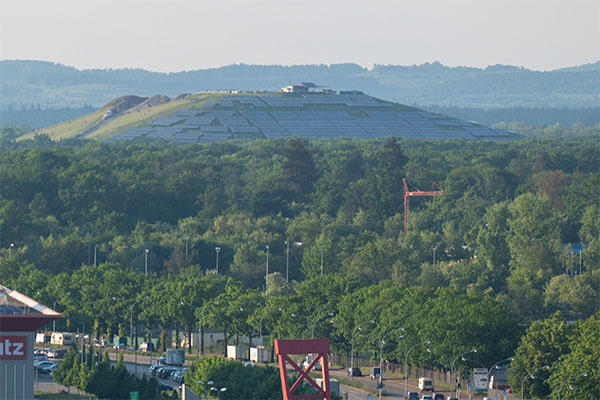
[1,60,598,127]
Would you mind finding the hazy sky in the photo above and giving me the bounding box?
[1,0,598,72]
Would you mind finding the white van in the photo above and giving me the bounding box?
[418,377,434,392]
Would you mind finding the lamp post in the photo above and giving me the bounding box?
[185,235,189,261]
[144,249,149,275]
[79,321,85,364]
[310,312,334,339]
[9,243,14,259]
[432,246,437,265]
[265,245,269,295]
[197,380,214,400]
[569,384,598,400]
[379,330,404,399]
[350,320,375,381]
[215,247,221,273]
[443,349,477,398]
[557,372,588,400]
[87,232,91,266]
[259,308,282,347]
[516,365,549,400]
[94,244,99,266]
[403,340,431,396]
[52,292,70,334]
[210,387,227,400]
[319,248,324,276]
[130,297,148,377]
[285,241,302,282]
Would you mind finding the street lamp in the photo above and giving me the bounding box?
[210,386,227,400]
[52,292,70,334]
[87,232,91,266]
[94,244,99,266]
[569,384,598,400]
[9,243,14,259]
[259,308,282,347]
[379,329,404,399]
[285,240,302,281]
[439,349,477,398]
[185,235,189,261]
[432,246,437,265]
[215,247,221,273]
[265,245,269,295]
[350,320,375,380]
[310,312,334,339]
[319,248,324,276]
[197,380,214,400]
[558,372,588,400]
[403,340,431,396]
[514,365,549,400]
[144,249,149,275]
[79,321,85,364]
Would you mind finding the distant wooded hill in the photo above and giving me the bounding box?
[2,60,599,109]
[1,60,598,128]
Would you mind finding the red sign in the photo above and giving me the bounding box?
[0,336,27,359]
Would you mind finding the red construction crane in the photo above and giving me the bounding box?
[403,178,443,234]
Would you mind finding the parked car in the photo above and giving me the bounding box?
[421,395,433,400]
[41,364,58,374]
[35,361,57,371]
[158,367,179,379]
[347,367,362,377]
[432,394,445,400]
[405,393,419,400]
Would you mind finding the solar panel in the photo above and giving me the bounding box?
[174,109,200,117]
[149,117,185,126]
[231,126,260,133]
[465,127,496,137]
[201,126,229,133]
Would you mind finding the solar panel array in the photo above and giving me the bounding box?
[106,92,517,143]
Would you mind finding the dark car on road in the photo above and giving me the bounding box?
[405,392,419,400]
[347,367,362,377]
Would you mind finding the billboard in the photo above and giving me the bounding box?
[0,336,27,359]
[473,368,488,392]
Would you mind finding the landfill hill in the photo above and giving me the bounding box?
[27,90,520,144]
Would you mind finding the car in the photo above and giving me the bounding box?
[41,364,58,374]
[421,396,433,400]
[405,393,419,400]
[158,367,180,379]
[347,367,362,377]
[113,343,127,350]
[35,361,57,371]
[433,394,445,400]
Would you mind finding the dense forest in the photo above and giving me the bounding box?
[1,134,598,398]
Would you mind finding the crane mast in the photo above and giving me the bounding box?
[403,178,443,234]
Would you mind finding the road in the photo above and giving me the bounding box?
[35,351,510,399]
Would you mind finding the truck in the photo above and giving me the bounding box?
[50,332,73,346]
[250,346,268,363]
[316,378,339,395]
[166,349,185,366]
[369,366,381,380]
[418,377,434,392]
[227,345,246,361]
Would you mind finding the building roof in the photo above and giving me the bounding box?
[0,285,61,332]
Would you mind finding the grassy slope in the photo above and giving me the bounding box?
[20,106,108,141]
[19,93,220,142]
[86,93,219,141]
